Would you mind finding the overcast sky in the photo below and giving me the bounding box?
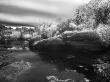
[0,0,91,25]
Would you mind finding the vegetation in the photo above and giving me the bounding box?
[1,0,110,82]
[0,51,17,69]
[0,60,31,81]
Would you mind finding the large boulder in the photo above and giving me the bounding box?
[62,31,107,53]
[29,36,66,52]
[29,30,109,55]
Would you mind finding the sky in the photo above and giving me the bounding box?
[0,0,91,25]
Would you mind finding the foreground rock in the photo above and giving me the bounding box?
[29,30,109,55]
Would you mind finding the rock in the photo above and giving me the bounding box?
[29,30,109,55]
[29,36,65,52]
[62,31,108,54]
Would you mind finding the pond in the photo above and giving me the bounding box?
[0,50,110,82]
[13,51,86,82]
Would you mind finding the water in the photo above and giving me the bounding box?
[0,50,110,82]
[13,51,86,82]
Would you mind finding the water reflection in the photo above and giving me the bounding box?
[9,50,85,82]
[37,51,109,82]
[0,50,109,82]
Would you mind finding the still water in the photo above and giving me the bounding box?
[1,50,108,82]
[13,50,87,82]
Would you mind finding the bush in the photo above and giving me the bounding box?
[93,56,110,82]
[96,24,110,45]
[0,51,17,69]
[73,0,110,29]
[0,60,31,81]
[57,19,77,34]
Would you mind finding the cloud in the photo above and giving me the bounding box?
[0,0,91,25]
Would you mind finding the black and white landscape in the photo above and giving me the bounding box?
[0,0,110,82]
